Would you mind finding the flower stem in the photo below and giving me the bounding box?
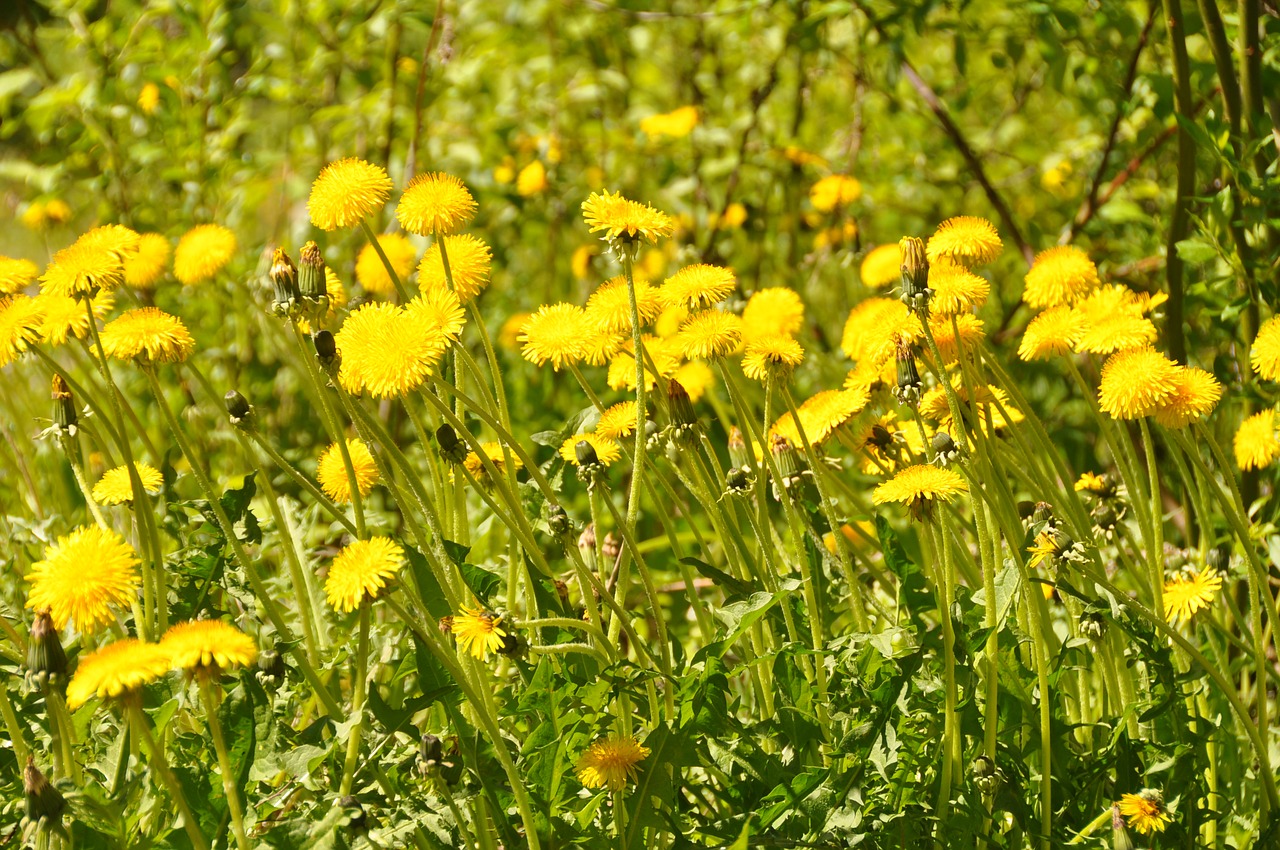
[128,703,210,850]
[199,679,252,850]
[360,219,410,302]
[339,601,372,796]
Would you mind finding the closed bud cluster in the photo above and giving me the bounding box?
[574,439,606,485]
[269,247,300,318]
[1078,610,1107,641]
[545,504,572,538]
[970,755,999,795]
[297,241,329,321]
[725,466,751,496]
[578,522,597,554]
[898,236,932,316]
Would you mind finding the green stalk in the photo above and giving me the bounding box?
[360,219,410,302]
[245,430,359,536]
[339,601,372,796]
[621,251,649,534]
[199,679,252,850]
[128,703,210,850]
[1137,419,1165,618]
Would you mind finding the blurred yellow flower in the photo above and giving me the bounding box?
[860,244,901,290]
[516,160,549,196]
[356,233,417,297]
[173,224,236,286]
[708,202,747,230]
[640,105,699,138]
[0,256,39,295]
[66,639,170,709]
[138,82,160,114]
[743,287,804,340]
[100,307,195,363]
[36,289,113,346]
[674,359,714,401]
[418,234,492,302]
[809,175,862,212]
[1251,316,1280,381]
[92,463,163,505]
[1234,409,1279,470]
[124,233,170,289]
[317,439,379,504]
[0,295,44,367]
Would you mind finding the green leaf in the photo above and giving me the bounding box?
[680,555,756,597]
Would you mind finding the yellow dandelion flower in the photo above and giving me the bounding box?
[356,233,417,297]
[585,275,663,333]
[1117,790,1171,835]
[405,286,467,343]
[840,298,922,366]
[451,605,508,659]
[26,526,140,634]
[560,432,623,467]
[844,357,894,395]
[1235,409,1279,470]
[742,335,804,382]
[925,314,985,365]
[494,158,515,185]
[99,308,195,364]
[20,202,48,230]
[781,145,828,168]
[929,261,990,315]
[1152,367,1222,428]
[742,287,805,341]
[673,359,714,401]
[317,439,379,504]
[581,327,628,366]
[463,441,522,485]
[309,158,393,231]
[772,388,868,446]
[41,240,129,298]
[1075,472,1110,494]
[1163,570,1222,627]
[596,401,639,441]
[860,244,902,290]
[0,295,47,368]
[872,464,968,509]
[571,245,598,280]
[1251,316,1280,382]
[1022,245,1099,308]
[575,735,651,791]
[581,190,674,245]
[92,463,163,505]
[418,234,492,302]
[813,220,859,251]
[660,264,736,311]
[516,160,549,196]
[678,310,743,360]
[1097,347,1180,419]
[607,337,680,391]
[809,174,862,212]
[640,105,699,139]
[37,290,113,346]
[654,304,689,338]
[173,224,236,285]
[708,202,747,230]
[0,256,39,295]
[66,639,171,709]
[499,312,532,351]
[520,303,588,370]
[1027,530,1058,569]
[75,224,142,258]
[336,301,449,397]
[137,82,160,113]
[123,233,170,289]
[397,172,477,236]
[926,216,1002,267]
[1073,312,1157,356]
[325,537,404,612]
[919,381,1023,434]
[1018,306,1083,361]
[161,620,258,673]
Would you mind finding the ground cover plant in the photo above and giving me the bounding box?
[2,0,1280,847]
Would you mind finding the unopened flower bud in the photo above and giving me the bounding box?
[24,757,66,825]
[27,609,66,684]
[255,647,286,686]
[314,330,338,371]
[728,427,749,470]
[224,390,253,427]
[602,532,622,563]
[667,379,699,439]
[269,248,300,318]
[436,423,467,464]
[554,579,571,607]
[899,236,932,316]
[725,466,750,494]
[578,522,597,553]
[932,430,959,465]
[575,439,599,468]
[339,795,367,834]
[771,433,799,479]
[420,733,444,765]
[298,241,328,317]
[546,504,571,538]
[892,337,923,406]
[1079,610,1106,641]
[970,755,999,795]
[497,631,525,658]
[51,375,76,434]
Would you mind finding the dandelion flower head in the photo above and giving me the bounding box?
[325,537,405,612]
[520,303,588,370]
[1163,570,1222,627]
[0,295,46,367]
[742,335,804,382]
[1152,367,1222,429]
[1251,316,1280,382]
[1117,790,1171,836]
[397,172,477,236]
[1023,245,1099,308]
[575,735,651,791]
[317,439,379,504]
[451,605,507,659]
[26,526,140,634]
[581,190,674,246]
[123,233,170,289]
[560,432,623,467]
[99,308,196,364]
[1235,409,1279,471]
[660,264,737,311]
[355,233,417,297]
[174,224,236,286]
[418,234,492,302]
[161,620,258,674]
[336,301,449,398]
[309,158,393,231]
[926,216,1002,267]
[66,639,171,709]
[743,287,804,340]
[0,256,39,295]
[586,275,663,333]
[809,174,862,212]
[860,244,901,290]
[92,463,163,505]
[640,106,699,139]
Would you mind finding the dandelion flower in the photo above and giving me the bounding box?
[1251,316,1280,382]
[926,217,1002,267]
[317,439,379,504]
[840,299,922,367]
[640,105,699,139]
[929,261,990,315]
[660,264,737,311]
[92,463,163,505]
[325,537,404,612]
[679,310,743,360]
[1097,347,1180,419]
[1075,472,1112,495]
[137,82,159,113]
[499,312,532,351]
[355,233,417,297]
[581,190,674,245]
[873,464,968,515]
[708,202,747,230]
[1018,306,1083,361]
[173,224,236,285]
[585,275,663,333]
[581,328,628,366]
[1164,571,1222,626]
[1023,245,1099,308]
[571,245,598,280]
[397,172,477,236]
[37,290,113,346]
[742,335,804,382]
[406,286,467,343]
[516,160,549,196]
[66,639,171,709]
[336,301,449,397]
[860,244,902,290]
[418,234,492,302]
[41,241,128,298]
[1117,790,1171,835]
[0,256,39,295]
[596,401,639,440]
[1026,530,1059,570]
[1073,313,1157,356]
[520,303,588,370]
[463,442,522,484]
[0,295,46,367]
[1153,367,1222,428]
[673,360,714,401]
[809,175,862,212]
[123,234,170,289]
[1234,409,1279,470]
[608,338,680,391]
[99,308,195,364]
[743,287,805,340]
[451,605,507,659]
[561,432,623,467]
[309,158,393,231]
[925,313,985,365]
[26,526,140,634]
[161,620,258,674]
[772,388,868,446]
[575,735,651,791]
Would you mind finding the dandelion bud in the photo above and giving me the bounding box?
[24,757,66,825]
[578,522,597,553]
[892,338,922,406]
[50,374,77,435]
[313,329,339,371]
[770,433,799,479]
[1017,500,1037,521]
[970,755,999,795]
[224,390,253,428]
[899,236,932,315]
[26,609,67,685]
[255,647,286,686]
[268,248,300,318]
[667,378,699,438]
[554,579,571,607]
[339,795,367,834]
[575,438,599,468]
[420,733,444,765]
[931,430,959,466]
[644,418,662,452]
[1090,501,1120,535]
[438,615,454,635]
[497,631,525,658]
[1032,502,1054,526]
[436,423,467,465]
[728,427,749,470]
[297,241,328,317]
[440,739,464,786]
[602,531,622,563]
[725,466,750,494]
[1079,610,1107,641]
[546,504,572,538]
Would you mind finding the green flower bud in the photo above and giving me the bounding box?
[269,248,300,318]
